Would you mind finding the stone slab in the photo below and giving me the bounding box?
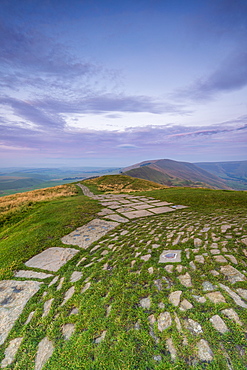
[104,214,128,223]
[0,280,41,345]
[121,210,154,219]
[1,337,23,368]
[159,250,181,263]
[149,201,173,207]
[25,247,79,272]
[220,265,246,284]
[149,207,175,214]
[61,219,119,248]
[14,270,53,279]
[132,204,154,210]
[35,337,54,370]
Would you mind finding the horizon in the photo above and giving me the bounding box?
[1,0,247,167]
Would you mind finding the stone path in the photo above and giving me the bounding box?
[1,184,247,369]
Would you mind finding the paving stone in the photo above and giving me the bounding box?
[157,312,172,331]
[192,295,206,303]
[219,283,247,308]
[221,308,243,326]
[202,281,216,291]
[57,277,64,291]
[180,299,193,311]
[174,313,182,332]
[178,272,192,287]
[61,219,119,248]
[168,291,182,306]
[14,270,53,279]
[42,298,54,317]
[195,255,205,263]
[236,288,247,300]
[225,255,238,264]
[148,267,154,274]
[104,214,129,223]
[206,291,226,303]
[48,276,59,287]
[81,282,91,293]
[189,261,196,270]
[149,206,175,214]
[62,323,75,340]
[197,339,213,362]
[70,271,83,283]
[34,337,54,370]
[210,270,220,276]
[24,311,35,325]
[221,225,231,233]
[61,286,75,306]
[214,255,228,263]
[210,315,228,333]
[165,265,174,273]
[153,355,162,362]
[241,238,247,246]
[121,209,154,219]
[185,319,203,335]
[106,305,112,317]
[0,280,41,346]
[140,297,151,309]
[176,265,183,273]
[159,250,181,263]
[210,249,221,255]
[1,337,23,368]
[220,265,246,284]
[120,230,129,236]
[132,204,154,210]
[95,330,107,344]
[194,238,203,247]
[166,338,176,361]
[148,314,156,325]
[140,254,151,262]
[97,208,115,216]
[150,201,173,207]
[25,247,79,272]
[70,307,79,315]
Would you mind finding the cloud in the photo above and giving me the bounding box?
[177,51,247,101]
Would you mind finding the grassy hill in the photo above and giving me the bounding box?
[195,161,247,190]
[123,159,230,189]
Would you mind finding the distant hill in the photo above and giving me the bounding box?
[195,161,247,190]
[122,159,231,190]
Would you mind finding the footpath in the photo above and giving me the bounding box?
[0,184,247,369]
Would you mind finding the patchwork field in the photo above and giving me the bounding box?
[0,177,247,369]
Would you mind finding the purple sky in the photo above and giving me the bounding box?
[1,0,247,167]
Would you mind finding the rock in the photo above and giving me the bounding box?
[165,265,174,273]
[57,277,64,291]
[202,281,216,291]
[48,276,59,287]
[219,283,247,308]
[153,355,162,361]
[185,319,203,335]
[225,255,237,264]
[221,225,231,233]
[197,339,213,362]
[141,254,151,262]
[70,307,79,315]
[195,255,205,263]
[241,238,247,246]
[210,270,219,276]
[192,295,206,303]
[214,255,227,263]
[42,298,54,317]
[81,282,91,293]
[176,265,183,272]
[220,265,246,284]
[35,337,54,370]
[140,297,151,309]
[61,286,75,306]
[189,261,196,270]
[221,308,243,326]
[210,249,221,255]
[166,338,176,361]
[206,291,226,304]
[180,299,193,311]
[24,311,35,325]
[158,302,165,309]
[174,313,182,332]
[194,238,203,247]
[148,267,154,274]
[168,291,182,306]
[178,272,192,287]
[62,323,75,340]
[157,312,172,331]
[0,280,41,346]
[14,270,53,279]
[148,314,156,325]
[210,315,228,333]
[95,330,107,344]
[25,247,79,271]
[236,288,247,300]
[1,337,23,368]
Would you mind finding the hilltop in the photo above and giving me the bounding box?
[122,159,231,190]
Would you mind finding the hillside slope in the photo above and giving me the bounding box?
[195,161,247,190]
[123,159,231,189]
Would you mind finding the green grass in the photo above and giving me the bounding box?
[0,187,101,279]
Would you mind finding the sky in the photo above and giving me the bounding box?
[0,0,247,168]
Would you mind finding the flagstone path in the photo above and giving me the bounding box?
[0,184,247,369]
